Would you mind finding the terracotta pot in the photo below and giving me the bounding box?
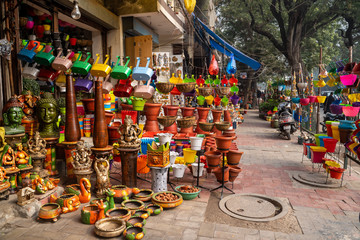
[223,129,236,137]
[227,150,243,166]
[215,136,234,150]
[223,110,231,122]
[82,99,95,114]
[81,205,99,225]
[213,167,229,183]
[65,75,81,142]
[211,109,223,135]
[121,103,133,111]
[204,151,222,169]
[181,107,195,117]
[163,105,179,116]
[195,107,210,133]
[93,80,109,148]
[108,126,121,144]
[229,166,242,182]
[105,111,114,125]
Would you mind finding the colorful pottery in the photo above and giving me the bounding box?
[106,207,132,222]
[126,216,146,228]
[133,189,154,202]
[121,199,145,214]
[111,185,140,203]
[124,226,146,240]
[38,203,61,222]
[133,209,150,219]
[151,191,183,209]
[81,204,100,225]
[94,218,126,238]
[49,193,80,214]
[146,204,163,216]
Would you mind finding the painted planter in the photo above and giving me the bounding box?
[132,98,147,111]
[317,96,326,103]
[339,128,354,144]
[50,194,80,214]
[329,167,345,179]
[151,191,183,209]
[133,189,154,202]
[300,98,310,106]
[308,96,317,103]
[227,150,243,166]
[111,185,136,202]
[330,104,343,114]
[64,184,80,195]
[204,151,222,169]
[213,167,230,183]
[157,133,174,146]
[229,166,242,182]
[81,204,99,225]
[291,98,300,103]
[124,226,146,240]
[94,218,126,238]
[174,185,200,200]
[38,203,61,222]
[106,207,132,222]
[133,210,150,219]
[121,200,145,214]
[146,204,163,216]
[126,216,146,228]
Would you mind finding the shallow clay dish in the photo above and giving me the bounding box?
[106,207,132,222]
[94,217,126,237]
[146,204,163,216]
[215,121,231,131]
[121,199,145,214]
[151,191,183,209]
[133,189,154,202]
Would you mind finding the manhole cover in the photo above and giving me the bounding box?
[292,172,344,188]
[219,194,289,222]
[225,196,276,219]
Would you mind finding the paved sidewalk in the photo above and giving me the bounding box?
[1,109,360,240]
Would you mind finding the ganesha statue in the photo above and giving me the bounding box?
[118,115,142,148]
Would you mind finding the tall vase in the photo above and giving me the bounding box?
[93,79,109,148]
[195,107,210,133]
[65,74,81,142]
[211,109,223,136]
[163,105,179,134]
[180,107,195,134]
[144,103,162,132]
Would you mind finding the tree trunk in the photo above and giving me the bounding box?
[243,71,254,108]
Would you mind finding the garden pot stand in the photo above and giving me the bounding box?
[210,148,234,199]
[195,150,210,193]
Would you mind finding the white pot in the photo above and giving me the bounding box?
[297,82,307,89]
[189,137,204,151]
[172,164,186,178]
[191,163,205,177]
[157,133,173,146]
[170,152,179,165]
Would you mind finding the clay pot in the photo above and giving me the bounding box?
[82,99,95,113]
[223,129,236,137]
[81,205,99,225]
[223,110,231,122]
[108,126,121,144]
[227,150,243,166]
[121,104,133,111]
[105,111,114,125]
[204,151,222,169]
[213,167,229,183]
[211,109,223,135]
[215,136,234,150]
[106,207,132,222]
[163,105,179,116]
[65,75,81,142]
[229,166,242,182]
[144,103,162,120]
[195,107,210,133]
[181,107,195,117]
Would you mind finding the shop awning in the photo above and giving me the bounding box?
[194,16,261,71]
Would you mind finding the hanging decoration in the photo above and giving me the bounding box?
[184,0,196,14]
[209,55,219,76]
[226,54,236,74]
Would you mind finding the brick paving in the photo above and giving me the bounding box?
[1,109,360,239]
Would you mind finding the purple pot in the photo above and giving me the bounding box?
[330,104,343,115]
[230,94,240,105]
[74,78,93,92]
[184,89,196,97]
[352,102,360,107]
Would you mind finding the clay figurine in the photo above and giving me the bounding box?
[71,141,93,170]
[2,97,25,135]
[94,157,110,198]
[50,193,80,213]
[0,127,6,152]
[27,132,47,157]
[17,187,35,206]
[31,175,59,194]
[14,143,32,169]
[0,142,17,171]
[65,178,91,203]
[17,90,39,120]
[0,167,10,200]
[118,115,142,148]
[37,92,59,138]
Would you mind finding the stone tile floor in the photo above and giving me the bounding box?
[1,109,360,239]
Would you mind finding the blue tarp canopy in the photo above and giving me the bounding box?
[194,16,261,71]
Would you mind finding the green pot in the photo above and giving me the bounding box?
[174,185,201,200]
[132,98,147,111]
[197,96,205,105]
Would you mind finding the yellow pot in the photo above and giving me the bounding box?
[331,126,340,141]
[317,96,326,103]
[44,24,51,31]
[205,95,214,105]
[183,148,196,164]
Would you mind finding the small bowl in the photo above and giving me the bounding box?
[151,191,183,209]
[133,209,150,219]
[94,217,126,238]
[146,204,163,216]
[133,189,154,202]
[105,207,132,222]
[38,203,61,222]
[121,200,145,214]
[126,216,147,228]
[175,185,201,200]
[123,226,145,240]
[215,121,231,131]
[199,122,214,132]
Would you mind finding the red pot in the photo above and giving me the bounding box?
[227,150,243,166]
[181,107,195,117]
[204,151,222,169]
[213,167,229,183]
[215,136,234,150]
[121,103,133,111]
[195,107,210,133]
[144,103,162,120]
[229,166,242,182]
[81,99,95,113]
[163,105,179,116]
